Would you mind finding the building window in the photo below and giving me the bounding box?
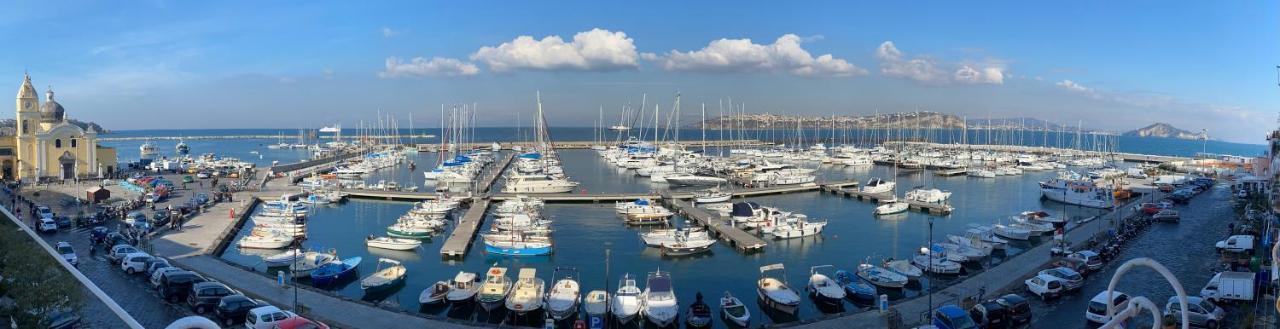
[54,139,61,148]
[70,139,77,148]
[21,121,28,134]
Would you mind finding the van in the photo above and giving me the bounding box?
[1215,235,1254,253]
[1085,291,1129,324]
[120,252,153,274]
[1200,271,1255,303]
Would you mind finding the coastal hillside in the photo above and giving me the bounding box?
[1122,123,1206,140]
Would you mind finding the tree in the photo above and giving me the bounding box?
[0,221,84,327]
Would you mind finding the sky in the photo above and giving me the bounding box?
[1,1,1277,143]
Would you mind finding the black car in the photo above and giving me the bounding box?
[159,271,208,302]
[970,300,1011,329]
[53,216,72,229]
[995,294,1032,328]
[214,295,264,326]
[187,281,238,314]
[102,232,132,250]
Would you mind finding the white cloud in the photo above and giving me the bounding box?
[381,27,400,38]
[378,56,479,78]
[653,34,866,77]
[469,28,639,72]
[876,41,1006,85]
[321,68,334,80]
[1055,79,1090,92]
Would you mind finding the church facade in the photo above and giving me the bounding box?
[1,73,117,181]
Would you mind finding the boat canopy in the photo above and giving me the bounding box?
[455,272,477,283]
[633,199,650,206]
[518,152,543,160]
[730,202,761,217]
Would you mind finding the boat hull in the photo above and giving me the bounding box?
[484,244,553,256]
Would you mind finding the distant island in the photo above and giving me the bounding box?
[1122,123,1206,140]
[0,119,108,135]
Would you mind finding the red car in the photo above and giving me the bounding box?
[1139,203,1160,215]
[273,316,330,329]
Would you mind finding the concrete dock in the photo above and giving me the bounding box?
[665,198,768,252]
[439,198,491,258]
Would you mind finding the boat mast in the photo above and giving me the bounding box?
[701,102,707,154]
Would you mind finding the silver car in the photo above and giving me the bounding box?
[1164,296,1224,328]
[55,242,77,267]
[1039,267,1084,291]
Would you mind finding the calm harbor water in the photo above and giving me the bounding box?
[219,148,1114,328]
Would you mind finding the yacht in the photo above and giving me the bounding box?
[501,174,578,194]
[1039,174,1115,208]
[861,178,896,194]
[664,174,728,187]
[905,188,951,203]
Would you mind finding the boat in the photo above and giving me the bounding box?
[693,188,732,204]
[139,139,158,159]
[1039,174,1115,208]
[861,178,895,194]
[505,268,545,315]
[359,258,407,291]
[175,139,189,156]
[319,125,341,133]
[911,247,962,275]
[482,232,553,256]
[237,231,294,249]
[806,265,846,305]
[766,213,826,239]
[445,271,480,303]
[874,201,909,216]
[641,269,678,327]
[310,256,362,287]
[936,242,987,262]
[584,290,609,320]
[545,267,581,321]
[966,225,1011,248]
[419,281,451,305]
[262,248,303,267]
[657,229,716,256]
[641,227,710,247]
[834,270,877,302]
[609,125,631,131]
[665,174,728,187]
[856,262,908,289]
[947,233,998,255]
[501,174,578,194]
[992,223,1031,240]
[289,251,337,278]
[720,291,750,327]
[365,235,423,251]
[477,267,512,312]
[756,263,801,314]
[905,188,951,203]
[884,259,923,279]
[612,273,643,323]
[386,219,440,238]
[968,168,996,178]
[685,292,713,328]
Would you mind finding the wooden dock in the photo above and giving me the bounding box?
[665,198,767,252]
[822,186,954,215]
[440,198,491,258]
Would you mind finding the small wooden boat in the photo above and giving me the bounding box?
[310,256,361,287]
[418,281,450,305]
[611,273,642,323]
[365,235,422,251]
[476,267,512,312]
[360,258,407,291]
[756,263,801,314]
[719,291,750,327]
[445,271,479,303]
[834,270,877,303]
[685,291,713,328]
[262,248,302,267]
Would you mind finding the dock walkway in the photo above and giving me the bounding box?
[439,198,491,258]
[822,186,954,215]
[665,198,768,252]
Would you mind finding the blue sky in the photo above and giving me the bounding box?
[1,1,1276,143]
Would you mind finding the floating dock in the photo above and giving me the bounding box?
[476,153,515,195]
[664,198,767,252]
[440,198,490,258]
[822,186,954,215]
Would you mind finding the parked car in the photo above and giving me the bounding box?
[145,258,172,277]
[1039,267,1084,291]
[120,252,153,274]
[931,304,979,329]
[1067,250,1104,273]
[108,244,139,263]
[53,216,72,228]
[1024,274,1065,300]
[1215,235,1254,253]
[1085,291,1129,324]
[38,218,58,233]
[245,305,298,329]
[36,205,53,219]
[273,316,330,329]
[102,232,131,250]
[187,281,238,314]
[150,267,185,289]
[158,271,208,302]
[995,294,1032,327]
[1139,203,1161,215]
[55,241,77,267]
[1164,296,1224,328]
[1153,210,1180,222]
[968,300,1010,329]
[215,295,264,326]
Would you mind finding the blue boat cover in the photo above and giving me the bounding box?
[730,202,760,217]
[519,152,542,160]
[633,199,649,206]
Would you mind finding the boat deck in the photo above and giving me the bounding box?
[664,198,768,252]
[439,198,490,259]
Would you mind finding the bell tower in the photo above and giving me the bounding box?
[15,72,38,136]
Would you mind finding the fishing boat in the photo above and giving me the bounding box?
[884,259,923,279]
[874,201,909,216]
[641,269,678,327]
[365,235,422,251]
[482,232,553,256]
[756,263,801,314]
[545,267,581,321]
[765,213,826,239]
[237,232,294,249]
[359,258,407,291]
[505,268,545,315]
[310,256,362,287]
[289,251,337,278]
[612,273,643,323]
[660,233,716,256]
[856,262,908,289]
[584,290,609,320]
[966,225,1012,247]
[262,248,302,267]
[477,267,512,312]
[720,291,750,327]
[418,281,451,305]
[641,227,709,247]
[806,265,846,305]
[139,139,158,159]
[835,269,878,303]
[992,223,1032,240]
[948,232,1001,253]
[1039,175,1115,208]
[175,139,189,155]
[693,188,732,204]
[445,271,479,304]
[911,247,962,275]
[685,292,713,328]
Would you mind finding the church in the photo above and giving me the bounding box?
[1,73,117,181]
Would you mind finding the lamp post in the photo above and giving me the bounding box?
[604,241,612,329]
[927,216,934,315]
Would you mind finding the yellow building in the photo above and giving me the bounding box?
[2,73,117,181]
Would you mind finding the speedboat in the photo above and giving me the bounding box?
[237,232,293,249]
[310,256,361,287]
[289,251,337,278]
[685,292,713,328]
[767,213,826,239]
[505,268,545,315]
[664,174,728,187]
[365,235,422,251]
[584,290,609,320]
[641,269,678,327]
[359,258,407,291]
[806,265,846,305]
[545,267,581,321]
[612,273,642,323]
[992,223,1031,240]
[756,263,801,314]
[834,270,877,303]
[445,271,479,304]
[262,248,302,267]
[641,227,710,247]
[419,281,450,305]
[477,267,512,312]
[911,247,962,275]
[720,291,750,327]
[856,262,908,289]
[874,201,909,216]
[861,178,895,194]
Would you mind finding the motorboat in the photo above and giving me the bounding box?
[664,174,728,187]
[861,178,896,194]
[365,235,422,251]
[419,281,450,305]
[764,212,826,239]
[477,267,512,312]
[545,267,581,321]
[1011,217,1055,235]
[856,262,908,289]
[806,265,846,305]
[968,168,996,178]
[446,271,480,303]
[584,290,609,320]
[641,227,709,247]
[506,268,545,315]
[874,201,909,216]
[310,256,361,287]
[719,291,750,327]
[359,258,407,291]
[911,247,962,275]
[729,202,767,227]
[756,263,801,314]
[237,232,294,249]
[612,273,643,323]
[685,292,713,328]
[992,223,1031,240]
[936,242,988,262]
[1039,175,1115,208]
[693,188,732,204]
[262,248,302,267]
[641,269,678,327]
[965,225,1010,248]
[947,233,998,255]
[884,259,923,279]
[659,231,716,256]
[502,174,578,194]
[385,219,441,238]
[482,232,553,256]
[905,188,951,203]
[289,251,337,278]
[835,270,877,303]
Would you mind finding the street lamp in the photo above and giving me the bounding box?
[927,216,934,314]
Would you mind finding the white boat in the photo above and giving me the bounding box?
[856,262,909,289]
[874,201,909,216]
[664,174,728,187]
[947,233,997,255]
[905,188,951,203]
[289,251,337,278]
[936,242,987,261]
[262,248,302,266]
[806,265,846,305]
[720,291,750,327]
[884,259,923,279]
[693,188,732,204]
[545,267,581,321]
[584,290,609,319]
[992,224,1031,240]
[641,269,678,327]
[861,178,896,194]
[660,233,716,256]
[505,268,545,315]
[419,281,450,305]
[766,213,826,239]
[968,168,996,178]
[1039,175,1115,208]
[641,227,709,247]
[911,247,962,275]
[365,235,422,251]
[446,271,479,303]
[612,273,643,323]
[360,258,407,291]
[966,225,1012,247]
[502,174,578,194]
[237,232,293,249]
[756,263,801,314]
[477,267,512,311]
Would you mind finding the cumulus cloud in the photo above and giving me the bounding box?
[469,28,639,72]
[652,34,866,77]
[1055,79,1090,92]
[378,56,479,78]
[381,27,400,38]
[876,41,1006,85]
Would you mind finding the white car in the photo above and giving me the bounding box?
[55,241,77,267]
[36,205,53,219]
[245,305,297,329]
[38,218,57,233]
[1024,274,1065,300]
[120,252,153,274]
[1164,296,1224,328]
[1086,291,1129,324]
[151,267,185,289]
[108,245,140,263]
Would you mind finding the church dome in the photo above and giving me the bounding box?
[40,88,64,123]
